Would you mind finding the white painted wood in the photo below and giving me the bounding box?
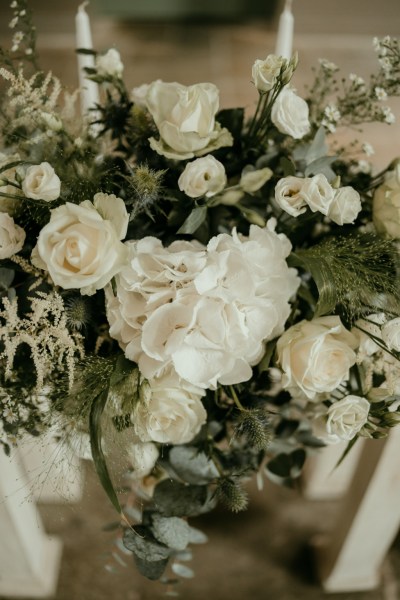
[0,449,62,598]
[302,439,365,499]
[314,427,400,592]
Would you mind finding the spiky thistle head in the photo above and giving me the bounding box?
[234,408,273,451]
[65,295,92,331]
[216,477,248,513]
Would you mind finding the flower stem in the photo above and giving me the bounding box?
[229,385,246,411]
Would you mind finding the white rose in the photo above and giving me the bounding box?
[178,155,226,198]
[301,173,335,215]
[32,193,129,295]
[96,48,124,77]
[131,81,160,107]
[276,316,358,400]
[326,395,370,441]
[252,55,283,92]
[0,213,25,259]
[22,162,61,201]
[381,317,400,351]
[145,80,233,160]
[274,176,308,217]
[133,371,206,444]
[240,167,272,193]
[373,164,400,238]
[328,186,362,225]
[127,441,159,478]
[271,87,310,139]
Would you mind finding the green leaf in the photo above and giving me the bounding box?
[152,480,210,517]
[216,107,244,139]
[177,206,207,234]
[89,389,122,514]
[305,126,327,164]
[169,446,219,485]
[289,251,337,317]
[304,156,337,179]
[134,555,169,581]
[123,525,171,561]
[280,156,296,177]
[0,268,14,290]
[266,448,306,479]
[187,526,208,545]
[151,515,190,550]
[257,339,277,372]
[171,563,195,579]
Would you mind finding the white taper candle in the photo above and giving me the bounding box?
[75,2,100,116]
[275,0,294,60]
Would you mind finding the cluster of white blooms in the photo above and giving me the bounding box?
[106,222,299,391]
[274,173,361,225]
[321,104,341,133]
[178,155,227,199]
[96,48,124,78]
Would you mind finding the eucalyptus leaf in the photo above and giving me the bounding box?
[177,206,207,234]
[169,446,219,485]
[134,555,169,580]
[152,480,210,517]
[171,562,195,579]
[151,515,190,551]
[266,448,306,479]
[187,526,208,545]
[305,126,327,164]
[123,525,171,561]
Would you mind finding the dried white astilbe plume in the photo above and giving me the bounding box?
[0,67,62,135]
[0,291,84,391]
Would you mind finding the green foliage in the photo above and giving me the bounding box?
[152,480,212,517]
[290,234,400,319]
[177,206,208,234]
[168,446,219,485]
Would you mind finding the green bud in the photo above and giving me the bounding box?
[216,478,248,513]
[234,408,272,451]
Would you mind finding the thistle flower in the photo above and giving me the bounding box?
[234,408,273,452]
[65,296,92,331]
[216,478,248,513]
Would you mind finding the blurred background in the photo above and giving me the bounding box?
[0,1,400,599]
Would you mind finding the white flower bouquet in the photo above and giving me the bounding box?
[1,0,400,589]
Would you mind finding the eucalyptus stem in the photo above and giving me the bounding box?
[229,385,246,411]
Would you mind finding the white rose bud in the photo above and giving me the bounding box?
[271,87,311,139]
[127,441,159,478]
[146,80,233,160]
[240,167,272,193]
[276,315,358,400]
[301,173,335,215]
[22,162,61,201]
[0,213,25,259]
[274,176,308,217]
[381,317,400,351]
[373,164,400,238]
[178,155,227,198]
[252,55,284,92]
[325,395,370,441]
[328,186,362,225]
[40,112,62,132]
[96,48,124,78]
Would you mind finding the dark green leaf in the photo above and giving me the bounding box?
[216,108,244,138]
[89,389,122,514]
[177,206,207,234]
[123,525,171,561]
[169,446,219,485]
[152,480,209,517]
[266,448,306,479]
[134,555,169,580]
[257,339,277,372]
[280,156,296,177]
[0,268,14,290]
